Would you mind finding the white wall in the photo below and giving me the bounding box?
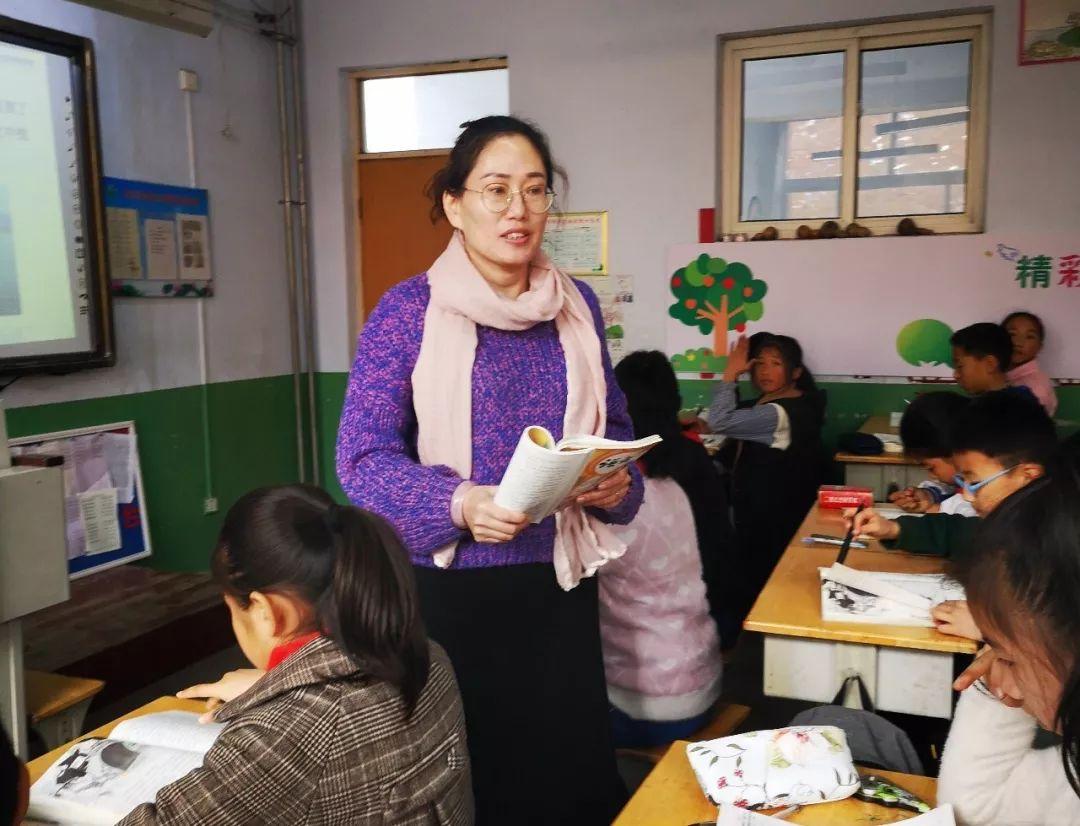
[0,0,292,408]
[301,0,1080,372]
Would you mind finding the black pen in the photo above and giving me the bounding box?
[836,504,864,566]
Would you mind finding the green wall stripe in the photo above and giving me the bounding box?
[8,376,302,572]
[316,373,1080,495]
[15,373,1075,572]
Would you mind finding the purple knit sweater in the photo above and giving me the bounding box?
[336,273,643,569]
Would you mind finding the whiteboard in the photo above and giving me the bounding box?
[665,234,1080,379]
[9,421,150,579]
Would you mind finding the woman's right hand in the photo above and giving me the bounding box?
[462,485,529,544]
[841,507,900,541]
[178,668,265,723]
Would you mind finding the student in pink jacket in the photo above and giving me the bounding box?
[599,351,726,746]
[1003,311,1057,416]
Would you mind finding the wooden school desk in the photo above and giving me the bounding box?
[25,670,105,751]
[834,415,925,499]
[28,696,206,784]
[614,740,937,825]
[744,507,977,719]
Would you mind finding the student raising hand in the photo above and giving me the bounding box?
[842,507,900,541]
[932,599,982,641]
[721,335,754,383]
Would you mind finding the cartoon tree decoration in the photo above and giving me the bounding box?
[668,254,768,357]
[671,347,727,374]
[896,319,955,367]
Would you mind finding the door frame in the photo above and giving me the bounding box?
[344,57,508,343]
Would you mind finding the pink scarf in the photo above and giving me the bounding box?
[411,232,626,590]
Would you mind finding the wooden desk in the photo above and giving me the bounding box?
[615,741,936,825]
[744,507,976,719]
[25,670,105,751]
[28,696,205,784]
[22,567,232,709]
[835,415,925,499]
[745,509,975,655]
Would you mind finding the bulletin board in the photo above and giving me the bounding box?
[104,177,213,297]
[665,234,1080,379]
[9,421,151,578]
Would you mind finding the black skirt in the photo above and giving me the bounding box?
[414,563,626,826]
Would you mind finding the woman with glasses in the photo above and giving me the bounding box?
[336,116,642,825]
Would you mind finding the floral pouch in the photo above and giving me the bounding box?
[686,726,860,809]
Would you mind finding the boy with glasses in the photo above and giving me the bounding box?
[847,392,1057,556]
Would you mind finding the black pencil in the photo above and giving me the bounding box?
[836,504,864,566]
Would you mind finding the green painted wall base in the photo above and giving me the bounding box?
[16,372,1075,572]
[9,376,302,572]
[318,372,1080,484]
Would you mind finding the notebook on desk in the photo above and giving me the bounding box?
[819,563,964,626]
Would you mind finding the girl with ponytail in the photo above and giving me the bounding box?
[120,485,473,826]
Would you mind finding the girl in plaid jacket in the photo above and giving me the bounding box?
[121,485,473,825]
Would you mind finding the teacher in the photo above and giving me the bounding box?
[336,116,642,824]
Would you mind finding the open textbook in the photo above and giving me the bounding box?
[28,712,224,825]
[819,563,965,627]
[494,426,661,522]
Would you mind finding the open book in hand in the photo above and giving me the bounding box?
[819,563,965,627]
[28,711,224,825]
[494,426,661,522]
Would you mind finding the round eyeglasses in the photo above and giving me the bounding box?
[462,182,555,214]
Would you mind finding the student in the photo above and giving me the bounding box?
[887,392,976,516]
[849,391,1056,557]
[121,485,472,825]
[1,725,28,826]
[951,322,1035,401]
[709,333,825,631]
[1003,310,1058,416]
[614,350,733,634]
[937,462,1080,825]
[599,351,725,746]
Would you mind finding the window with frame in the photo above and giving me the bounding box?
[719,14,990,237]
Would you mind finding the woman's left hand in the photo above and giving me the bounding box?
[573,467,632,511]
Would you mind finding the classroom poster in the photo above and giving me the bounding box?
[665,234,1080,380]
[104,177,213,297]
[1019,0,1080,65]
[587,273,634,364]
[542,211,608,275]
